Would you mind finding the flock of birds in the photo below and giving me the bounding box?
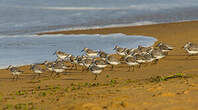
[6,41,198,80]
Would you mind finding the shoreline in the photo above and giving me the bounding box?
[37,20,198,36]
[1,20,198,109]
[36,19,198,35]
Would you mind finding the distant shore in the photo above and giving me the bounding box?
[1,20,198,109]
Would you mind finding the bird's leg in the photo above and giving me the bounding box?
[138,63,141,68]
[94,74,98,80]
[111,65,114,71]
[12,75,15,80]
[50,71,54,78]
[82,66,85,72]
[132,66,134,72]
[38,73,40,79]
[54,73,60,78]
[86,68,89,72]
[71,64,74,69]
[16,75,19,81]
[75,64,77,70]
[128,66,131,72]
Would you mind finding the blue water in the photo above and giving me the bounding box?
[0,0,198,35]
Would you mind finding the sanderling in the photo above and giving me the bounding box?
[183,42,198,56]
[150,48,166,63]
[81,48,98,57]
[106,55,120,70]
[69,55,78,70]
[30,64,45,79]
[82,57,93,71]
[143,52,155,63]
[124,48,135,56]
[94,58,108,68]
[43,61,55,77]
[55,58,69,69]
[98,50,108,60]
[76,56,86,66]
[7,65,23,80]
[52,62,65,78]
[156,42,174,52]
[124,56,139,71]
[133,53,146,68]
[88,64,103,80]
[137,45,153,54]
[53,50,71,60]
[113,45,126,56]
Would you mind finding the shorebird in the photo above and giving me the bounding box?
[52,62,65,78]
[43,61,55,77]
[94,58,108,68]
[98,50,108,60]
[124,48,135,56]
[124,56,139,71]
[76,56,86,68]
[7,65,23,80]
[30,64,45,79]
[137,45,152,54]
[81,48,98,57]
[150,48,166,63]
[183,42,198,56]
[106,55,120,70]
[53,50,72,60]
[156,42,174,52]
[55,58,69,69]
[113,45,126,56]
[143,52,155,64]
[133,53,146,68]
[82,57,93,71]
[69,55,78,70]
[88,64,103,80]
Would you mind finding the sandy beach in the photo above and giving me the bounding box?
[1,21,198,110]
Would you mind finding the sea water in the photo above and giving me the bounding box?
[0,0,198,35]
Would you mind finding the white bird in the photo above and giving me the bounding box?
[53,50,71,61]
[30,64,45,79]
[124,56,139,71]
[88,64,103,80]
[81,48,98,57]
[106,55,120,71]
[7,65,24,80]
[183,42,198,56]
[113,45,126,56]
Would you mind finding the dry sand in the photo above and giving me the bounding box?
[1,21,198,110]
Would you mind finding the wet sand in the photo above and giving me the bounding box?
[1,21,198,110]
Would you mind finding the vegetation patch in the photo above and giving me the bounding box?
[148,73,189,83]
